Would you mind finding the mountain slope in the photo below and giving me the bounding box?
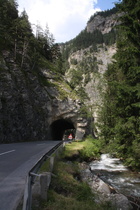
[61,8,119,136]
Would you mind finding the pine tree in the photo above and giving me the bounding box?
[0,0,18,50]
[17,10,32,66]
[0,0,60,67]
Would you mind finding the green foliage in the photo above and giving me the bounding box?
[72,29,103,50]
[62,137,101,162]
[78,104,89,118]
[0,0,18,50]
[77,87,89,101]
[98,0,140,170]
[79,136,101,161]
[70,58,78,65]
[0,1,62,68]
[69,69,83,89]
[103,29,117,45]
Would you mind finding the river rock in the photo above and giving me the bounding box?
[110,194,133,210]
[97,179,111,194]
[79,163,133,209]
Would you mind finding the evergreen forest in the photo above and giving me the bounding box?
[98,0,140,169]
[0,0,61,70]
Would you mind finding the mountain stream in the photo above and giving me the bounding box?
[89,154,140,198]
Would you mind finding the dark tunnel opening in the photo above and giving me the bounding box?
[49,119,75,140]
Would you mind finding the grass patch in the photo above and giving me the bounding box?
[63,136,101,161]
[41,190,113,210]
[33,159,113,210]
[62,140,85,160]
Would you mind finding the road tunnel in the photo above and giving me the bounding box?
[48,119,75,140]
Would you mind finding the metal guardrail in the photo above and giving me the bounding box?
[22,141,63,210]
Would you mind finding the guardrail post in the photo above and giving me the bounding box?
[22,176,32,210]
[40,172,51,200]
[63,141,66,147]
[50,156,54,172]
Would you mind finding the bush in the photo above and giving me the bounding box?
[79,136,101,161]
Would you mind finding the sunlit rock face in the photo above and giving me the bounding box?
[0,52,87,143]
[63,9,120,137]
[87,13,121,34]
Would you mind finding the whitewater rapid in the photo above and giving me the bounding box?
[90,154,140,197]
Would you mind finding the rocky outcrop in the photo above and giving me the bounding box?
[65,43,116,136]
[87,13,121,34]
[0,51,87,143]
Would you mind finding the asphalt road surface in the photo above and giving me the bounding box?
[0,140,61,210]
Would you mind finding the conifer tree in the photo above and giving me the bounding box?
[0,0,18,50]
[18,10,32,66]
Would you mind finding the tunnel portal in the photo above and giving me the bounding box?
[49,119,75,140]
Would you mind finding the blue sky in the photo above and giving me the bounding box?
[95,0,116,11]
[18,0,116,43]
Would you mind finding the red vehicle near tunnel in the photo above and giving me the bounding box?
[68,133,73,140]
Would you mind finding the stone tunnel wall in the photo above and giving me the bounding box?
[47,117,88,141]
[47,99,88,140]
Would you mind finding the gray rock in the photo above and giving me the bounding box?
[110,194,133,210]
[97,179,111,194]
[87,13,121,34]
[80,164,132,209]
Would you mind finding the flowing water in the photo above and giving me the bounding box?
[90,154,140,197]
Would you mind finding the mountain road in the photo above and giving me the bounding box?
[0,140,61,210]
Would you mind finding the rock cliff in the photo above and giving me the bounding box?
[65,44,116,136]
[63,8,119,136]
[87,13,120,34]
[0,51,87,143]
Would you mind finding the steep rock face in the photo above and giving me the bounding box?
[87,13,121,34]
[68,44,116,73]
[0,52,87,143]
[60,9,122,138]
[66,44,116,136]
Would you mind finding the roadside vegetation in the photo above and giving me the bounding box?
[63,136,101,162]
[32,137,114,210]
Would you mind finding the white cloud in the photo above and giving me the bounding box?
[18,0,100,43]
